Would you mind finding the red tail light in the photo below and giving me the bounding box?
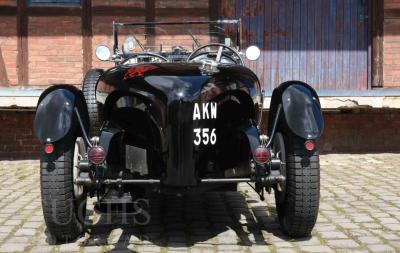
[253,146,271,164]
[88,146,106,165]
[44,143,54,154]
[305,140,315,151]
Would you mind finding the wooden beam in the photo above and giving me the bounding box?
[145,0,155,47]
[92,6,145,16]
[91,6,207,18]
[384,8,400,19]
[209,0,219,43]
[372,0,384,87]
[0,47,9,86]
[27,6,82,16]
[82,0,92,74]
[0,6,17,16]
[156,8,209,17]
[209,0,219,20]
[17,0,28,86]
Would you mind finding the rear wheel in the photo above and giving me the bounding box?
[40,134,87,242]
[273,132,320,238]
[82,69,103,137]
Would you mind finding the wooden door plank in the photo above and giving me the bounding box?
[357,0,368,89]
[285,0,294,83]
[219,0,370,91]
[277,0,286,85]
[349,0,358,90]
[335,0,344,88]
[299,0,308,82]
[306,0,316,86]
[270,0,280,87]
[292,0,301,82]
[321,0,330,90]
[341,0,351,89]
[372,0,383,87]
[248,0,257,77]
[264,0,272,90]
[255,0,265,85]
[342,0,352,89]
[327,0,337,88]
[314,0,323,90]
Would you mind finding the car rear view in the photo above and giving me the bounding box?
[34,20,323,242]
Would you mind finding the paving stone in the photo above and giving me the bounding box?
[300,245,334,253]
[3,236,30,244]
[275,248,297,253]
[82,246,105,252]
[0,243,27,252]
[357,236,383,244]
[367,244,396,252]
[326,239,360,248]
[216,244,241,251]
[0,226,15,233]
[14,228,37,236]
[383,223,400,231]
[22,221,43,229]
[1,155,400,252]
[30,245,55,253]
[249,245,271,253]
[291,237,322,246]
[318,231,348,239]
[4,219,23,226]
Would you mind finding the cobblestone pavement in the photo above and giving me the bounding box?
[0,154,399,252]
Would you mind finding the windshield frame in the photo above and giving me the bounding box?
[112,19,242,55]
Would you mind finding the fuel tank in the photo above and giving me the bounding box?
[97,62,262,186]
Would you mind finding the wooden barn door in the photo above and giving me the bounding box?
[220,0,371,91]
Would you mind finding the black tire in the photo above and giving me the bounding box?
[40,133,87,243]
[274,132,320,238]
[82,69,103,137]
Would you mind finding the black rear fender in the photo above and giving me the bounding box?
[268,81,324,140]
[34,85,89,143]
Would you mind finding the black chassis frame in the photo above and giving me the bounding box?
[71,82,322,196]
[34,20,324,196]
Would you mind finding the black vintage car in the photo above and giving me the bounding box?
[34,20,323,242]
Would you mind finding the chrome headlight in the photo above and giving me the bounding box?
[95,45,111,61]
[245,45,261,61]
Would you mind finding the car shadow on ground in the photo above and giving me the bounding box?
[70,191,310,251]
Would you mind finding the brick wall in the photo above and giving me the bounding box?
[1,0,398,88]
[1,110,399,160]
[383,0,400,87]
[0,111,40,160]
[318,110,400,152]
[0,0,211,87]
[28,16,83,86]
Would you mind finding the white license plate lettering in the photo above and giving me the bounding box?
[193,102,217,120]
[193,128,216,146]
[193,102,217,146]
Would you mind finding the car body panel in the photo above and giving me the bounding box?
[34,88,75,143]
[34,85,89,143]
[96,62,263,186]
[268,81,323,140]
[282,84,324,139]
